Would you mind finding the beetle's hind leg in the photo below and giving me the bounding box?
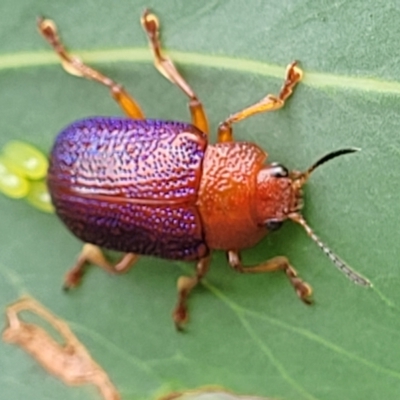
[227,251,312,304]
[64,244,139,289]
[37,18,144,119]
[173,256,210,330]
[141,10,209,135]
[218,62,303,142]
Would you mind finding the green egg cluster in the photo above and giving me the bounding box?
[0,141,54,213]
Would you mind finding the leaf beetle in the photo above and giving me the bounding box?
[38,10,370,329]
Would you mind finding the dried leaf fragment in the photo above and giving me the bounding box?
[2,297,120,400]
[159,387,276,400]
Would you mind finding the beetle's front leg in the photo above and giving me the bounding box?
[141,10,209,135]
[227,251,312,304]
[64,244,139,289]
[173,256,210,330]
[37,18,144,119]
[218,62,303,142]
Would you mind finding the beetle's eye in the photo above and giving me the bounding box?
[269,163,289,178]
[265,219,283,231]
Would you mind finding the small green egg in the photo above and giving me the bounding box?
[0,157,30,198]
[2,141,48,180]
[25,180,54,213]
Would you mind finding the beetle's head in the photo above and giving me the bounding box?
[255,148,371,287]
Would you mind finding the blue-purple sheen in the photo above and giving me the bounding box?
[48,117,209,260]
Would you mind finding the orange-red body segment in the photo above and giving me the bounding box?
[197,142,268,250]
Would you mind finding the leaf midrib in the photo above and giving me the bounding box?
[2,48,400,94]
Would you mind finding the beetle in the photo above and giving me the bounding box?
[38,10,370,329]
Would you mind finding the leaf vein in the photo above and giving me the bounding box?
[1,49,400,94]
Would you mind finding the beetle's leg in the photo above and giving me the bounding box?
[37,18,144,119]
[141,10,209,134]
[64,244,139,289]
[227,251,312,304]
[218,62,303,142]
[173,256,210,330]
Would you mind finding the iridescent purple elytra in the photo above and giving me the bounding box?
[48,117,209,260]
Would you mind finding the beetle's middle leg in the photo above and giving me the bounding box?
[173,256,210,330]
[64,244,139,289]
[227,250,312,304]
[218,62,303,142]
[141,10,209,135]
[37,18,144,119]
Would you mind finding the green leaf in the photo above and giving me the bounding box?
[1,1,399,399]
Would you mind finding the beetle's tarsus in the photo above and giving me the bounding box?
[173,314,187,332]
[63,269,83,290]
[292,278,313,304]
[173,299,189,332]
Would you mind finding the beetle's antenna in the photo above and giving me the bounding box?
[289,213,371,287]
[295,148,359,188]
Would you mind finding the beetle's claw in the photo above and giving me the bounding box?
[173,306,188,332]
[63,270,83,291]
[300,294,313,305]
[292,278,313,305]
[174,322,187,333]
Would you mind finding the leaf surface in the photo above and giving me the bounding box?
[1,1,399,399]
